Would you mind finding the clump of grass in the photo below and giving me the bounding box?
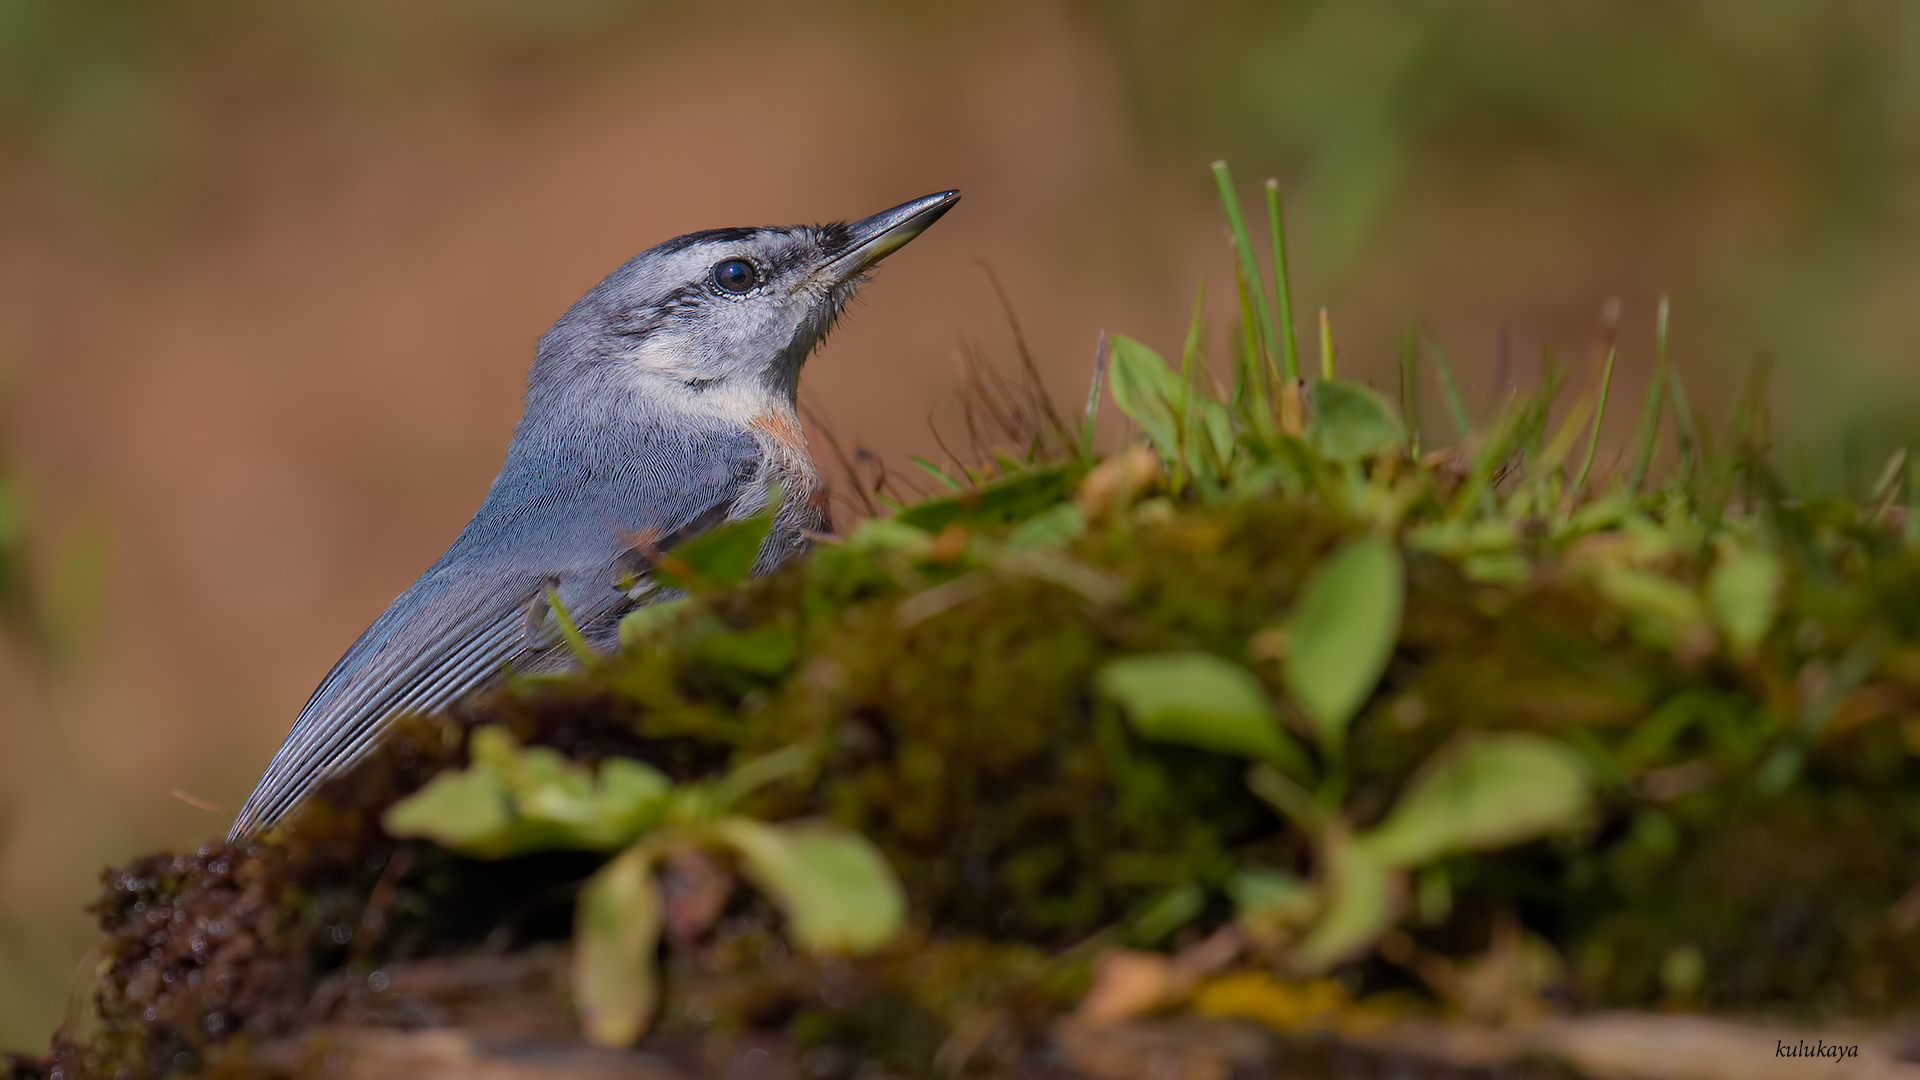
[30,166,1920,1078]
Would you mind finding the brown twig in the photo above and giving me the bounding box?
[800,400,877,519]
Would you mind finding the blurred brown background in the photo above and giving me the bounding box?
[4,0,1920,1047]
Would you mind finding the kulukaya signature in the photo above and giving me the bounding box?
[1776,1039,1859,1061]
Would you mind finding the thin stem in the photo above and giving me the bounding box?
[1424,333,1473,440]
[1575,347,1617,494]
[1627,300,1670,492]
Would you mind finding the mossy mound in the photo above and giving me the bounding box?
[27,408,1920,1077]
[22,174,1920,1073]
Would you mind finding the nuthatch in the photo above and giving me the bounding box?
[230,191,959,838]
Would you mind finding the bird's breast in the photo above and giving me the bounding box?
[745,409,827,569]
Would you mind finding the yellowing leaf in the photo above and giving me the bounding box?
[1095,652,1307,773]
[574,845,662,1047]
[1707,543,1782,659]
[1359,734,1591,868]
[1284,537,1404,751]
[715,819,905,953]
[1192,971,1350,1031]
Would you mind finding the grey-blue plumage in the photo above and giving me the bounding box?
[230,191,959,838]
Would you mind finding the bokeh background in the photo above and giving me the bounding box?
[5,0,1920,1048]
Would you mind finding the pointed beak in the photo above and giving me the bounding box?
[825,191,960,280]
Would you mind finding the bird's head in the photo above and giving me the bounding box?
[532,191,959,416]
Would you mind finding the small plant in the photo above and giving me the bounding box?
[383,728,904,1046]
[386,508,906,1047]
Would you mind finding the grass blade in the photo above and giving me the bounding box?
[1537,392,1595,478]
[1668,363,1701,477]
[1318,307,1335,381]
[1231,259,1273,429]
[1212,162,1278,381]
[1574,347,1617,494]
[1399,326,1420,457]
[1266,179,1300,382]
[1179,280,1207,400]
[909,456,963,492]
[543,585,596,666]
[1081,333,1107,459]
[1626,299,1670,491]
[1423,333,1473,440]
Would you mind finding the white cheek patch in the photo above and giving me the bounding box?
[620,337,783,425]
[624,336,707,381]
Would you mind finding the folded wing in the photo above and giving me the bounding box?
[229,421,762,838]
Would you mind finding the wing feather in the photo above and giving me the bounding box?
[229,420,764,839]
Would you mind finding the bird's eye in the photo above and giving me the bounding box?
[711,258,757,294]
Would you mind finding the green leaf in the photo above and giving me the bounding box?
[385,727,673,855]
[382,767,512,850]
[708,745,816,816]
[1124,883,1206,947]
[1105,335,1183,462]
[574,844,663,1047]
[656,511,773,589]
[1707,543,1782,659]
[1186,398,1238,487]
[617,598,689,649]
[1309,380,1405,462]
[1005,502,1085,550]
[1226,866,1317,938]
[895,466,1073,534]
[1095,652,1307,773]
[1592,565,1708,650]
[845,518,935,555]
[466,724,517,770]
[908,455,964,491]
[1227,867,1307,914]
[714,818,905,953]
[695,623,797,677]
[1283,537,1404,751]
[1294,824,1395,972]
[599,759,674,818]
[1359,734,1591,868]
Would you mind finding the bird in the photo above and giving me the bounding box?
[229,191,960,839]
